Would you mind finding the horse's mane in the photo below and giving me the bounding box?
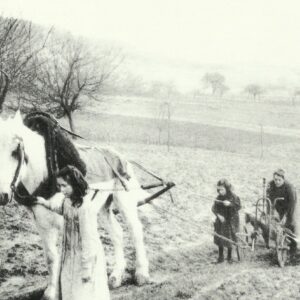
[21,111,87,200]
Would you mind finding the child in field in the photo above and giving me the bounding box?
[35,165,110,300]
[212,179,241,263]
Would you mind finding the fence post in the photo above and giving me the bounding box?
[166,102,171,152]
[260,124,264,159]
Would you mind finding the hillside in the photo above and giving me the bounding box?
[1,137,300,299]
[1,97,300,299]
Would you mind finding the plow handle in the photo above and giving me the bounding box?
[138,182,176,207]
[112,182,175,214]
[141,182,165,190]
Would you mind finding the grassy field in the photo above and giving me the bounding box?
[85,95,300,131]
[2,141,300,299]
[1,98,300,299]
[67,110,299,159]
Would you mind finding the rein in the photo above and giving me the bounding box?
[9,140,39,206]
[9,111,86,206]
[10,142,26,203]
[8,111,175,208]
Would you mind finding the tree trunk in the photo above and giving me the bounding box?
[66,111,76,137]
[0,74,10,112]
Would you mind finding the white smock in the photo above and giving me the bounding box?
[50,190,110,300]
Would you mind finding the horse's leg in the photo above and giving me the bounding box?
[31,205,63,300]
[114,191,150,286]
[102,204,126,288]
[41,228,61,300]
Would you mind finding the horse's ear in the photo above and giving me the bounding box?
[13,110,23,125]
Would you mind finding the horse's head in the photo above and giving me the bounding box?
[0,111,38,205]
[0,111,26,204]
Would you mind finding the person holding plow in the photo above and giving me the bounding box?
[267,168,297,258]
[212,179,241,263]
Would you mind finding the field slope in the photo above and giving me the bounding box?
[1,139,300,299]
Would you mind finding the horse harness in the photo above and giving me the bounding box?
[9,138,40,205]
[9,112,175,206]
[9,137,99,206]
[9,111,87,206]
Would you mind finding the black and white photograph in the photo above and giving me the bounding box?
[0,0,300,299]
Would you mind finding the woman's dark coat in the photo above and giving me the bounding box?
[212,193,241,248]
[267,180,297,230]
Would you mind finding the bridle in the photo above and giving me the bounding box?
[9,139,29,203]
[4,111,85,206]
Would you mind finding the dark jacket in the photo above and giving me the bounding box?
[266,180,297,229]
[212,193,241,248]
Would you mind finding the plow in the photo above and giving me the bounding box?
[214,178,297,267]
[0,111,176,300]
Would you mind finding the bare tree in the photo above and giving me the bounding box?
[244,84,264,100]
[24,34,123,132]
[202,72,226,95]
[0,17,49,112]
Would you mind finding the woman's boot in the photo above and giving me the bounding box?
[217,246,224,263]
[227,248,232,263]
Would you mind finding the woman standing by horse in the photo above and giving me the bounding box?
[212,179,241,263]
[35,165,110,300]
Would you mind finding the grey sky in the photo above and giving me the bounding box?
[1,0,300,67]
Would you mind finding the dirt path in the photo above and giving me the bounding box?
[111,241,300,300]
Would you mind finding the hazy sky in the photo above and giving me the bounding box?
[1,0,300,67]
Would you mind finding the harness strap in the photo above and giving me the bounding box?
[130,160,164,182]
[103,156,129,191]
[25,111,84,139]
[13,182,36,206]
[91,189,99,201]
[10,144,25,195]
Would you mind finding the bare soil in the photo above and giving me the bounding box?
[1,140,300,299]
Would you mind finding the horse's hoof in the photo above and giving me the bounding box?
[108,274,122,289]
[135,273,150,286]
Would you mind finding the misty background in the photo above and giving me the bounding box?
[1,0,300,94]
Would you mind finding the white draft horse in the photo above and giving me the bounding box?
[0,111,150,300]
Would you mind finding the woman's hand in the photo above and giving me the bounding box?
[217,214,225,223]
[82,276,91,283]
[32,196,42,205]
[33,196,49,208]
[35,196,46,205]
[223,200,231,207]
